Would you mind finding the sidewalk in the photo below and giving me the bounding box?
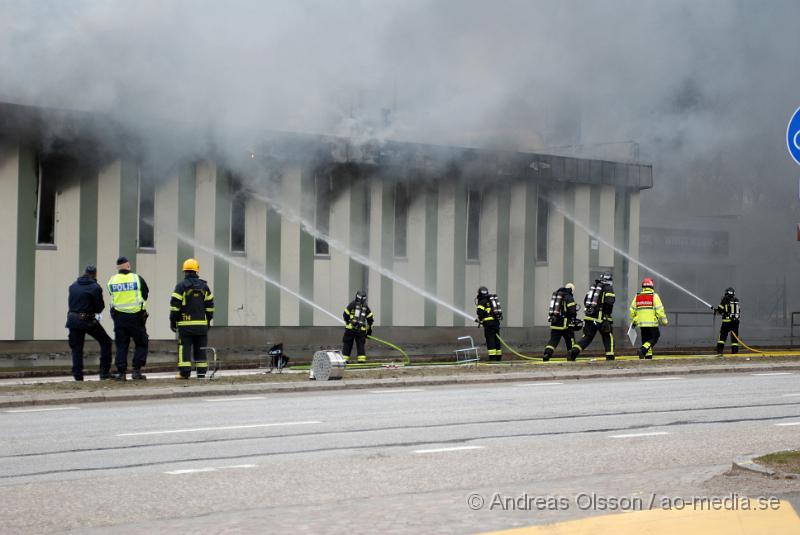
[1,357,799,409]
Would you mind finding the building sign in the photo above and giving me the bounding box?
[640,227,729,257]
[788,106,800,166]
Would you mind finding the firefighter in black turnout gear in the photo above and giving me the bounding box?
[170,259,215,379]
[570,273,616,361]
[543,283,579,361]
[712,287,741,355]
[66,265,113,381]
[342,291,374,363]
[475,286,503,361]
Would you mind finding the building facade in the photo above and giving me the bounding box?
[0,103,652,341]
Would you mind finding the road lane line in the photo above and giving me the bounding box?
[609,432,670,439]
[775,422,800,427]
[640,377,683,381]
[514,382,564,387]
[6,407,80,413]
[165,467,218,475]
[369,389,424,394]
[202,397,266,402]
[220,464,257,469]
[783,393,800,397]
[414,445,485,454]
[117,420,321,437]
[751,372,794,376]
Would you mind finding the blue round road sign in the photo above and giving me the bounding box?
[789,106,800,166]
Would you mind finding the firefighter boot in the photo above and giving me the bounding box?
[567,347,580,362]
[731,345,739,355]
[638,346,647,359]
[131,369,147,380]
[542,347,553,362]
[357,355,367,363]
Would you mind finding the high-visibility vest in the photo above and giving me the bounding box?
[107,272,145,313]
[629,288,667,327]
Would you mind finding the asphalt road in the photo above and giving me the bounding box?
[1,372,799,534]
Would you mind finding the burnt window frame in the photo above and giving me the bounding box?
[314,173,332,257]
[466,189,482,262]
[536,193,549,263]
[137,167,156,252]
[230,179,247,255]
[35,156,57,248]
[393,182,409,259]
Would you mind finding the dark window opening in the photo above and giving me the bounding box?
[537,194,549,262]
[138,168,155,249]
[230,182,247,253]
[36,158,57,246]
[394,183,408,258]
[315,173,331,256]
[466,189,482,261]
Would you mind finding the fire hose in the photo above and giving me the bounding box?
[496,334,541,361]
[368,335,410,365]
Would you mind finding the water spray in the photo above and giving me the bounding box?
[176,231,410,364]
[544,196,713,308]
[249,192,476,321]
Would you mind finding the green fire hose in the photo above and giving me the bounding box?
[368,335,410,365]
[496,334,541,361]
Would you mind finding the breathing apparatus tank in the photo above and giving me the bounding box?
[728,297,741,321]
[548,291,564,321]
[351,291,368,329]
[583,283,603,316]
[488,294,503,321]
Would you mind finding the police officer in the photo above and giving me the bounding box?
[475,286,503,361]
[65,265,113,381]
[107,256,149,380]
[570,273,616,361]
[342,291,373,363]
[629,277,668,359]
[712,287,741,355]
[170,258,214,379]
[543,283,579,361]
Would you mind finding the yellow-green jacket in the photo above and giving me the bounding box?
[629,288,668,328]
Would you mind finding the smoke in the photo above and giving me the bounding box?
[2,0,799,316]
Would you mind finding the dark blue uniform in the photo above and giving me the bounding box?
[66,275,112,380]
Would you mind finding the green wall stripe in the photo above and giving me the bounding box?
[380,179,394,326]
[298,167,314,326]
[452,181,467,326]
[177,162,196,281]
[118,160,138,270]
[79,164,98,274]
[15,146,37,340]
[424,186,438,326]
[563,185,575,284]
[522,181,538,326]
[496,188,511,323]
[213,169,230,326]
[265,206,282,326]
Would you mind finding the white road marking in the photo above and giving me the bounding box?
[117,420,321,437]
[165,467,217,475]
[609,432,670,439]
[514,382,564,387]
[165,464,257,475]
[369,388,424,394]
[640,377,683,381]
[202,397,266,402]
[6,406,80,413]
[414,445,485,454]
[782,393,800,397]
[751,372,793,376]
[775,422,800,427]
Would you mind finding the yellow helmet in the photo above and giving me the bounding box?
[182,258,200,273]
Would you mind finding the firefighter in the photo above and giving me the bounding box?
[65,264,113,381]
[570,273,615,361]
[475,286,503,361]
[712,287,740,355]
[629,277,668,359]
[543,283,579,361]
[170,258,214,379]
[107,256,149,380]
[342,291,373,363]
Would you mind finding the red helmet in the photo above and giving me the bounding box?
[642,277,654,288]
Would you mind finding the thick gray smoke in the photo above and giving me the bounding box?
[2,0,799,318]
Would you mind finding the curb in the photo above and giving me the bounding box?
[2,361,800,409]
[732,454,777,477]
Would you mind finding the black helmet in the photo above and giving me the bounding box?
[477,286,489,297]
[600,272,612,282]
[355,291,367,303]
[725,287,735,297]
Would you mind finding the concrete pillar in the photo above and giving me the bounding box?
[573,185,591,291]
[280,166,303,326]
[393,188,427,326]
[436,180,456,326]
[313,172,350,326]
[367,179,384,325]
[507,181,527,327]
[627,190,641,310]
[227,196,267,326]
[598,185,616,268]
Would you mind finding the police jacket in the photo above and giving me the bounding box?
[343,301,374,334]
[585,282,615,322]
[476,296,500,325]
[550,288,577,330]
[629,288,668,328]
[107,269,149,315]
[715,297,740,323]
[65,276,105,329]
[170,273,214,333]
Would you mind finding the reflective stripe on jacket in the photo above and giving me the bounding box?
[629,288,667,327]
[107,272,144,313]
